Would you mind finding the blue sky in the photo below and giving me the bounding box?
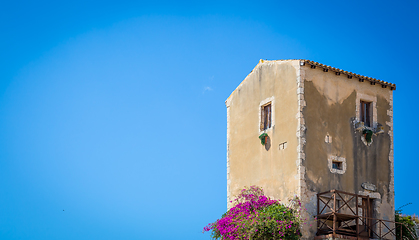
[1,1,418,239]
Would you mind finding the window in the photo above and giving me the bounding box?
[360,101,372,127]
[258,97,274,132]
[328,155,346,174]
[261,103,272,130]
[332,161,342,170]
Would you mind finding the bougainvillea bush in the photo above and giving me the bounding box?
[203,186,304,240]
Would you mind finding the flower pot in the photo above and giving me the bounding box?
[258,133,268,145]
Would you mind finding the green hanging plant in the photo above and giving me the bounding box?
[259,133,268,145]
[363,129,373,143]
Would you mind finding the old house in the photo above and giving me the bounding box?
[225,60,396,239]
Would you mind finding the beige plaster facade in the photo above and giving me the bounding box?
[225,59,395,239]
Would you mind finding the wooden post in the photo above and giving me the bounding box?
[400,224,403,240]
[379,221,381,239]
[317,193,320,234]
[367,195,371,237]
[356,194,359,240]
[333,192,336,237]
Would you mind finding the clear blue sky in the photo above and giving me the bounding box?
[1,1,418,239]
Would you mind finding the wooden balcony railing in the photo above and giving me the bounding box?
[316,189,417,240]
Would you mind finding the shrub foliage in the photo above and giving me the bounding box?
[204,186,303,240]
[395,210,418,240]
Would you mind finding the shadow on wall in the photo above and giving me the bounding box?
[265,136,271,151]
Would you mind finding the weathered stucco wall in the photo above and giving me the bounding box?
[300,65,395,238]
[226,60,300,209]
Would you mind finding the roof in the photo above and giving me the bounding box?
[300,59,396,90]
[226,59,395,106]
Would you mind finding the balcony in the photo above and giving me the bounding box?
[315,190,417,240]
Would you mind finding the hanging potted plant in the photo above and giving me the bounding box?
[363,129,373,143]
[259,133,268,145]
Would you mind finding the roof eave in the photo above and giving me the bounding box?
[301,60,396,90]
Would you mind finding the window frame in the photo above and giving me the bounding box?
[261,103,272,131]
[356,93,377,129]
[258,97,275,133]
[328,155,346,174]
[360,100,372,127]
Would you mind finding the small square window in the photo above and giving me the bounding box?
[261,103,272,131]
[332,161,342,170]
[360,101,372,127]
[328,156,346,174]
